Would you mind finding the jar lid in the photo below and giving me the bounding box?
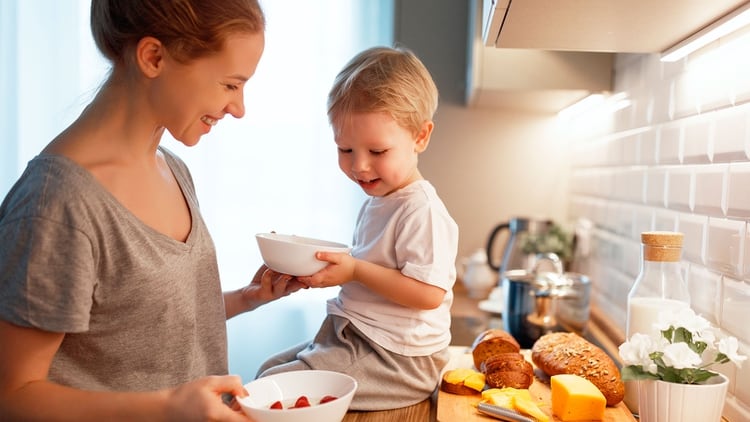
[641,231,683,247]
[641,231,683,261]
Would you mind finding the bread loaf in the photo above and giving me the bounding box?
[531,332,624,406]
[481,352,534,389]
[471,329,521,370]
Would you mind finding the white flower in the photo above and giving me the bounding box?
[653,307,709,334]
[619,307,747,385]
[718,337,748,367]
[618,333,658,374]
[661,342,702,369]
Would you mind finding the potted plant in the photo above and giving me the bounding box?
[518,222,574,269]
[618,307,746,422]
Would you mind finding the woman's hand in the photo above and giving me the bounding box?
[225,265,307,318]
[165,375,251,422]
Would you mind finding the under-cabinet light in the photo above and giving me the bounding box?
[661,2,750,62]
[557,93,604,120]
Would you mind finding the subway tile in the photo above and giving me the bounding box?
[706,218,745,277]
[730,340,750,411]
[726,162,750,218]
[677,213,707,265]
[721,276,750,343]
[672,69,705,119]
[685,264,720,322]
[614,168,645,203]
[693,163,727,216]
[620,133,640,165]
[682,115,712,164]
[632,205,653,238]
[653,208,678,232]
[639,128,658,165]
[658,123,682,164]
[644,168,667,206]
[712,105,750,162]
[610,204,635,238]
[666,167,692,211]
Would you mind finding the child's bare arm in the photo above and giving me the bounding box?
[300,251,446,309]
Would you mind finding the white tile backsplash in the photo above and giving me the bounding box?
[727,162,750,218]
[567,45,750,416]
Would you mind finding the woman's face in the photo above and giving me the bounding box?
[151,32,265,146]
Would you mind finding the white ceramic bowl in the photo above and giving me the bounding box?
[237,370,358,422]
[255,233,352,276]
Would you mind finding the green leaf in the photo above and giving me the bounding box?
[621,365,659,381]
[673,327,693,344]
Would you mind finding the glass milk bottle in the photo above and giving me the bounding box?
[624,231,691,412]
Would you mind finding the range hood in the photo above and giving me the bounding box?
[468,0,748,112]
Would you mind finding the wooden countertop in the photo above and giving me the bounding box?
[342,282,633,422]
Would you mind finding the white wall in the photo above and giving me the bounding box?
[421,103,571,261]
[567,29,750,420]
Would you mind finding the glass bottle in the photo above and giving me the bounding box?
[624,231,691,413]
[626,231,691,338]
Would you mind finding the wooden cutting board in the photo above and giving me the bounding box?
[437,347,636,422]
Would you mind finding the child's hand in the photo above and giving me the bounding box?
[298,251,356,287]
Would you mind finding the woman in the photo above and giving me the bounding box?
[0,1,302,420]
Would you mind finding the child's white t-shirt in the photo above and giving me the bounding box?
[326,180,459,356]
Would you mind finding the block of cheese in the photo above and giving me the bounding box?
[551,374,606,421]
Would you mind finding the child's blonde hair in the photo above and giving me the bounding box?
[327,45,438,136]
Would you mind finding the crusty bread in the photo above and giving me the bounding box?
[481,352,534,389]
[471,329,521,370]
[531,332,625,406]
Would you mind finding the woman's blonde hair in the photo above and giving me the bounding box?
[90,0,265,65]
[327,46,438,136]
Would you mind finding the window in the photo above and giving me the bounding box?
[0,0,393,380]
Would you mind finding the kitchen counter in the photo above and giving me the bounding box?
[342,282,633,421]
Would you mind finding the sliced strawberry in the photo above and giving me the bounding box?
[293,395,311,408]
[269,400,283,410]
[319,395,338,404]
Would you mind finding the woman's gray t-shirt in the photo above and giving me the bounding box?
[0,148,228,391]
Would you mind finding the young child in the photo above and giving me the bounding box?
[256,45,459,411]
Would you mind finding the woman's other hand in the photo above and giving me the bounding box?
[165,375,251,422]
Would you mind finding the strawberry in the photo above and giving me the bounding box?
[269,400,283,410]
[319,395,338,404]
[293,395,311,408]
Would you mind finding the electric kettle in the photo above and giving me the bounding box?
[485,217,553,278]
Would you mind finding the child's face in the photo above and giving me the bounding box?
[151,32,265,146]
[334,111,432,197]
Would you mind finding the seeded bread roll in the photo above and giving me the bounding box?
[481,352,534,389]
[531,332,625,406]
[471,329,521,370]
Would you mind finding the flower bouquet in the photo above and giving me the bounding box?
[619,307,746,421]
[619,307,746,384]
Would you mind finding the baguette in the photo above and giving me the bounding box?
[531,332,624,406]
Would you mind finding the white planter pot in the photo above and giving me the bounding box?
[637,373,729,422]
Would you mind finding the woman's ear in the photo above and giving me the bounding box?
[135,36,165,78]
[414,120,434,153]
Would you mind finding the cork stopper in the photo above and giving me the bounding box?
[641,231,683,262]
